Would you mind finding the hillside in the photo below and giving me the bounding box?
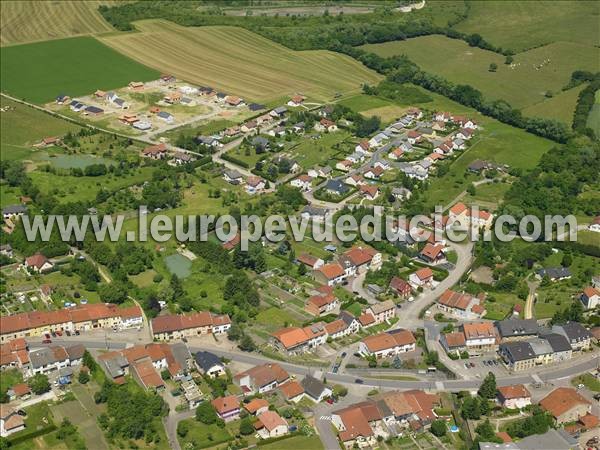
[100,20,382,103]
[1,1,115,46]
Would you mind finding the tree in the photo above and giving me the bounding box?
[475,419,495,440]
[0,436,10,449]
[489,63,498,72]
[177,421,189,438]
[561,253,572,267]
[505,55,514,65]
[238,334,256,352]
[430,420,446,437]
[82,350,97,372]
[461,396,481,420]
[78,371,90,384]
[98,282,128,304]
[170,274,184,299]
[196,402,217,424]
[28,373,50,395]
[161,369,171,381]
[425,351,439,366]
[239,417,254,435]
[227,323,243,341]
[297,263,307,276]
[478,372,497,399]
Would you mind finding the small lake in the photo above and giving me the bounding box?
[164,253,192,279]
[39,153,114,169]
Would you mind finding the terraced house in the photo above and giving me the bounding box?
[0,304,143,343]
[150,311,231,340]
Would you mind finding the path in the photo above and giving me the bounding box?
[163,408,195,450]
[524,280,539,319]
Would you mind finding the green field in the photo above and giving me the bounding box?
[587,90,600,136]
[453,1,599,52]
[1,36,160,103]
[1,97,81,159]
[522,84,587,124]
[100,20,382,103]
[360,36,600,113]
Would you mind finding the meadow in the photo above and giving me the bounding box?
[0,97,81,160]
[100,20,382,103]
[587,90,600,136]
[360,36,600,114]
[453,1,599,52]
[1,36,160,103]
[521,84,587,124]
[0,1,115,46]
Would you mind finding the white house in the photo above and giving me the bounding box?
[0,405,25,437]
[581,287,600,310]
[359,330,416,359]
[589,216,600,232]
[257,411,289,439]
[497,385,532,410]
[290,174,313,191]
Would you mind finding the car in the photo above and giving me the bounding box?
[355,378,364,384]
[326,398,334,404]
[182,337,188,343]
[578,383,585,389]
[65,330,71,336]
[593,393,600,401]
[56,330,62,336]
[483,361,488,366]
[332,365,339,374]
[464,363,469,369]
[470,362,475,368]
[51,332,57,337]
[75,330,80,336]
[341,352,347,358]
[42,339,52,344]
[44,333,51,339]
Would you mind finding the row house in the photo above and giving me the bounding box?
[324,312,360,340]
[359,329,416,359]
[150,311,231,341]
[498,332,573,371]
[0,338,29,371]
[0,304,143,343]
[365,300,396,325]
[552,322,592,351]
[305,292,339,316]
[27,345,83,378]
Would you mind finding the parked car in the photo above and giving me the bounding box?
[42,339,52,344]
[355,379,364,384]
[341,352,347,358]
[75,330,80,336]
[56,330,62,336]
[65,330,71,336]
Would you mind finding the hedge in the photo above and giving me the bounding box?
[220,153,250,168]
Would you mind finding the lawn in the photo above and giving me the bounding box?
[28,167,155,203]
[1,97,81,160]
[452,1,599,52]
[100,20,381,103]
[290,131,351,170]
[1,36,160,103]
[260,434,324,450]
[463,181,512,211]
[177,419,232,449]
[338,94,393,111]
[0,368,23,399]
[1,1,114,46]
[255,306,302,332]
[8,402,55,445]
[360,36,600,113]
[572,373,600,392]
[360,105,409,123]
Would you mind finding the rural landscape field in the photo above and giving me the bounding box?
[0,2,598,450]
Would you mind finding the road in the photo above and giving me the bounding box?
[163,409,195,450]
[524,280,538,319]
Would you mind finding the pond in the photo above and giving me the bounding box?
[164,254,192,279]
[39,153,114,169]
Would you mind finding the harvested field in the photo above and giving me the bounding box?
[1,1,114,46]
[100,20,382,103]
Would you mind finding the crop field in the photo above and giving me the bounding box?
[452,1,599,52]
[360,36,600,114]
[1,36,160,104]
[0,1,115,46]
[1,97,81,160]
[100,20,382,103]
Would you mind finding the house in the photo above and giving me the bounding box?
[28,346,71,377]
[301,375,332,403]
[389,277,412,298]
[157,111,174,123]
[181,380,204,409]
[273,155,300,173]
[0,405,25,437]
[359,329,416,358]
[453,138,466,150]
[171,152,194,165]
[456,128,474,140]
[297,253,324,270]
[234,363,289,394]
[196,135,222,148]
[315,118,338,132]
[132,359,165,391]
[6,383,31,402]
[150,312,231,340]
[365,300,396,325]
[431,121,446,132]
[225,96,244,107]
[448,202,493,230]
[453,116,477,129]
[426,153,445,164]
[279,380,305,403]
[419,243,446,265]
[406,130,423,144]
[540,387,592,424]
[345,174,365,187]
[223,169,243,185]
[24,253,54,273]
[499,341,536,372]
[69,100,86,112]
[437,289,486,320]
[336,159,353,171]
[324,179,349,196]
[267,126,286,137]
[194,351,225,378]
[409,267,434,287]
[364,166,384,180]
[244,398,269,416]
[128,81,144,90]
[212,395,241,422]
[332,402,382,448]
[256,411,289,439]
[245,176,266,195]
[359,184,379,200]
[271,323,327,355]
[495,318,539,341]
[291,174,313,191]
[270,106,287,117]
[306,293,339,316]
[240,120,257,133]
[342,246,382,273]
[142,143,167,160]
[164,91,182,104]
[133,120,152,131]
[301,205,330,223]
[588,216,600,232]
[537,267,572,281]
[308,166,332,178]
[287,95,305,107]
[552,322,592,351]
[581,286,600,309]
[369,132,389,147]
[291,122,305,133]
[248,103,265,112]
[356,140,371,154]
[462,322,497,355]
[84,105,103,115]
[3,204,27,221]
[388,147,404,160]
[325,311,360,340]
[440,331,466,355]
[56,94,70,104]
[496,385,532,410]
[480,429,579,450]
[252,136,270,151]
[391,187,411,201]
[0,244,13,258]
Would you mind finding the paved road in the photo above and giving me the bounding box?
[163,409,195,450]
